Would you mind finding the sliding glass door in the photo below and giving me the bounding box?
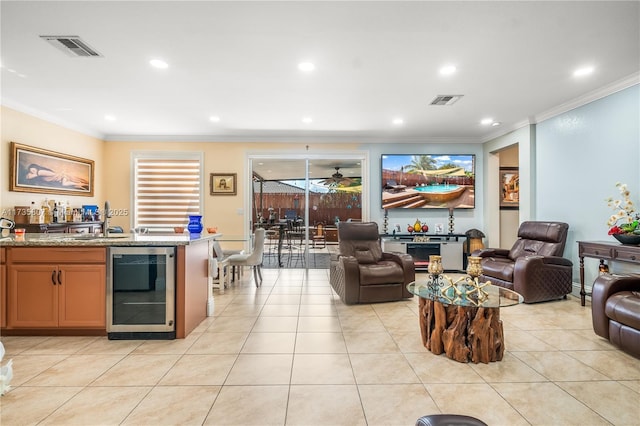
[249,153,367,269]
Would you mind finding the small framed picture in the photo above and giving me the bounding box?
[435,223,444,234]
[210,173,237,195]
[500,167,519,210]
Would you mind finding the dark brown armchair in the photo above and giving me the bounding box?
[329,221,415,304]
[471,221,573,303]
[591,274,640,358]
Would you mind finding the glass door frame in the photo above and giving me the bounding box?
[245,150,369,268]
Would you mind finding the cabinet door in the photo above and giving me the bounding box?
[1,263,5,328]
[58,264,106,328]
[8,265,58,328]
[440,242,463,271]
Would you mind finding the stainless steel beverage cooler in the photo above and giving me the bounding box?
[107,246,176,339]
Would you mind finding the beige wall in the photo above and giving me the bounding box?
[484,125,532,248]
[1,106,105,220]
[104,141,358,235]
[2,105,362,236]
[499,144,519,248]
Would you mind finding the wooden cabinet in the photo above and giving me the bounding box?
[6,247,106,329]
[1,248,5,328]
[325,227,338,243]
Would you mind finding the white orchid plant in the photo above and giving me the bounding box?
[606,182,640,235]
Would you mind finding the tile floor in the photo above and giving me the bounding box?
[1,268,640,425]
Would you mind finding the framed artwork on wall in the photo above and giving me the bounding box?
[210,173,237,195]
[9,142,94,197]
[500,167,519,210]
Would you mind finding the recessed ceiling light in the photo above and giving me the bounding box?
[392,118,404,125]
[573,66,594,77]
[298,62,315,72]
[491,122,501,127]
[481,118,493,125]
[149,59,168,69]
[439,65,457,75]
[209,115,220,122]
[104,114,116,121]
[302,117,313,124]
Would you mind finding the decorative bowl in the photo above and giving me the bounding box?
[612,233,640,245]
[207,227,218,234]
[174,226,185,233]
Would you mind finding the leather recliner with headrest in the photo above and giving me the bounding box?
[472,221,573,303]
[330,221,415,304]
[591,273,640,359]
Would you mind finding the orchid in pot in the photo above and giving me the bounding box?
[606,182,640,244]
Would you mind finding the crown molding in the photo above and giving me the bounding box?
[480,72,640,143]
[533,72,640,124]
[1,98,105,140]
[103,133,482,144]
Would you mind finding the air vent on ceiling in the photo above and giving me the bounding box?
[430,95,463,106]
[40,35,103,57]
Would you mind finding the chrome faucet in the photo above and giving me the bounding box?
[104,201,111,237]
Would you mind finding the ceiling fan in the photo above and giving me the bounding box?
[319,167,356,186]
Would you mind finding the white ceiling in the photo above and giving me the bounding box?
[1,1,639,145]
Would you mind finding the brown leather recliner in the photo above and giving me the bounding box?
[330,221,415,304]
[472,221,573,303]
[591,274,640,359]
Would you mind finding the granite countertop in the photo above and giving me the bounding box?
[0,232,221,247]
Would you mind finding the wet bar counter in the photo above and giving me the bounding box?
[0,233,219,338]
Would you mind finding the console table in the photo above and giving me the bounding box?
[577,240,640,306]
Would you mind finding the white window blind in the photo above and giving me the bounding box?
[133,155,202,229]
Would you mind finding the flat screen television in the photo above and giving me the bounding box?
[381,154,475,209]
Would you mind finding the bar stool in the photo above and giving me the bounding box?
[210,240,232,294]
[209,256,231,294]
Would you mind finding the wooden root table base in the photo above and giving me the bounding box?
[418,297,505,363]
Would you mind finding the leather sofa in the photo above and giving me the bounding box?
[330,221,415,304]
[591,274,640,359]
[472,221,573,303]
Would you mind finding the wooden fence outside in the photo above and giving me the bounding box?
[252,192,361,225]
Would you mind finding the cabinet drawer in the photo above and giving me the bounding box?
[325,228,338,242]
[579,244,613,259]
[614,247,640,264]
[8,247,106,264]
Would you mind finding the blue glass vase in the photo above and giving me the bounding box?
[187,215,203,234]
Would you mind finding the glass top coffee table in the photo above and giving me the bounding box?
[407,280,523,308]
[407,278,523,363]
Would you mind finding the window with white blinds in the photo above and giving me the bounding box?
[133,154,203,229]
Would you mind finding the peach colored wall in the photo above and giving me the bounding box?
[1,105,360,236]
[104,141,358,236]
[0,107,104,220]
